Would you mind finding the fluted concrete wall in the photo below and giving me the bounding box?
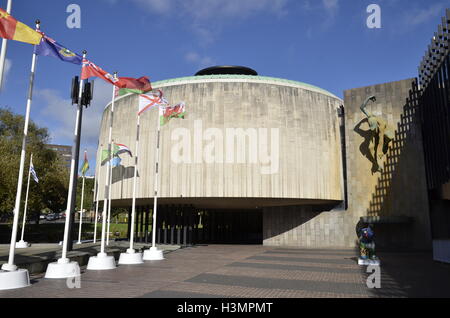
[95,77,344,204]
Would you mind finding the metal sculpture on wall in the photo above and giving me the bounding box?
[360,95,395,172]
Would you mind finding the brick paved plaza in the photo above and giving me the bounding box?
[1,245,449,298]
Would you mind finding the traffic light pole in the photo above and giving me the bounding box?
[67,102,83,252]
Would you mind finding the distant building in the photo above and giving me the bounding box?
[46,144,72,168]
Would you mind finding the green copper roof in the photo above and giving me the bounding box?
[152,75,341,100]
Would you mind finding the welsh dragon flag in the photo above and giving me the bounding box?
[160,102,186,126]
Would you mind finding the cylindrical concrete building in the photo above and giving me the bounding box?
[95,66,345,246]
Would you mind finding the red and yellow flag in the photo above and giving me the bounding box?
[0,8,42,45]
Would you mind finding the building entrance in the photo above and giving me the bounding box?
[129,206,263,246]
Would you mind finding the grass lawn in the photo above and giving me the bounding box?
[0,222,129,243]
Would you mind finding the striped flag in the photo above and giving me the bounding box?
[101,143,132,166]
[114,143,133,158]
[117,76,152,96]
[30,160,38,183]
[80,151,89,176]
[0,8,42,45]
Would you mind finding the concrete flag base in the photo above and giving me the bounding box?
[45,258,81,279]
[15,240,29,249]
[143,247,164,261]
[118,249,144,265]
[0,268,30,290]
[87,253,116,270]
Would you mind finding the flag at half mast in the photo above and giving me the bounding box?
[30,160,39,183]
[0,8,42,45]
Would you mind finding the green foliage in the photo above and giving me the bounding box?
[75,177,95,212]
[0,107,70,222]
[0,222,129,243]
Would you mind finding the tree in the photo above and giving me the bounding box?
[0,108,70,223]
[75,176,94,212]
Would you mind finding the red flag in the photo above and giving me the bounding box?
[81,58,119,85]
[116,76,152,95]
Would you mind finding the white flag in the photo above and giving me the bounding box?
[138,90,168,115]
[30,161,39,183]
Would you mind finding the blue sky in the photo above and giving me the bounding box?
[1,0,449,175]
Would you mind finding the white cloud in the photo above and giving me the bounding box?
[322,0,338,16]
[131,0,288,19]
[103,0,119,4]
[185,51,216,68]
[132,0,172,13]
[303,0,340,37]
[0,58,12,89]
[402,3,445,27]
[129,0,289,44]
[4,58,11,79]
[35,80,113,167]
[35,80,115,176]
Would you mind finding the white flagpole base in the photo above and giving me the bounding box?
[86,253,116,270]
[118,249,144,265]
[45,258,80,279]
[15,240,29,249]
[0,269,30,290]
[143,247,165,261]
[76,241,83,245]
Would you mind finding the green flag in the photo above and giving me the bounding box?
[80,151,89,176]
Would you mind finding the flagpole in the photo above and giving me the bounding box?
[0,0,12,91]
[61,52,86,260]
[106,141,114,246]
[86,73,117,270]
[119,113,143,264]
[1,20,40,275]
[152,109,161,249]
[44,49,86,279]
[101,82,115,253]
[143,103,164,260]
[93,146,101,243]
[77,155,86,244]
[17,154,32,248]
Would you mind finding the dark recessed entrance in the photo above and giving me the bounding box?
[128,206,263,246]
[195,209,263,245]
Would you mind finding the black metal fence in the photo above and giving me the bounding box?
[418,9,450,191]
